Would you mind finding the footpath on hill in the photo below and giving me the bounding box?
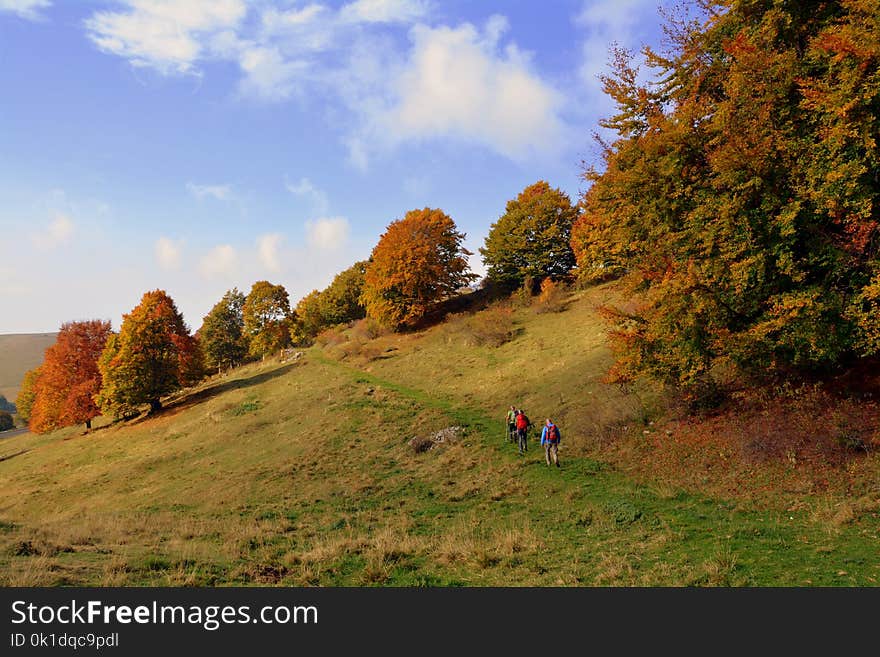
[314,352,880,586]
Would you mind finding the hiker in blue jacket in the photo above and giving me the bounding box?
[540,419,562,467]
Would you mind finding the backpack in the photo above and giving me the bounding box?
[546,424,559,443]
[516,413,529,430]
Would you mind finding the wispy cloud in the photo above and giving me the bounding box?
[339,0,430,24]
[285,177,329,215]
[85,0,247,75]
[306,217,349,250]
[199,244,237,278]
[155,237,183,271]
[31,213,74,250]
[187,182,232,201]
[82,2,570,167]
[575,0,662,90]
[0,0,51,21]
[257,233,284,273]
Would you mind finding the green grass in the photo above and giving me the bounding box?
[0,285,877,586]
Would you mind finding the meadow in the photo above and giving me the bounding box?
[0,283,877,586]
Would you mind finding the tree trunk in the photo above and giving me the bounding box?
[149,399,162,413]
[85,419,91,430]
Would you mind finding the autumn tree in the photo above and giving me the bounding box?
[480,181,579,289]
[243,281,292,358]
[97,290,202,417]
[576,0,880,400]
[361,208,476,328]
[25,320,112,433]
[15,367,40,425]
[198,288,248,373]
[291,289,325,345]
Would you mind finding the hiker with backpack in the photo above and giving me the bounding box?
[541,419,562,467]
[515,409,531,454]
[506,405,518,443]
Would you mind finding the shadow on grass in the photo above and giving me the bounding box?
[123,362,302,426]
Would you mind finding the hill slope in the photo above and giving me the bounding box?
[0,284,877,586]
[0,332,57,403]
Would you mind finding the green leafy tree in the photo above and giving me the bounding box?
[198,288,248,372]
[15,367,41,425]
[0,411,13,432]
[322,260,368,326]
[480,181,579,289]
[361,208,476,328]
[97,290,201,416]
[243,281,292,358]
[291,260,368,344]
[0,394,15,413]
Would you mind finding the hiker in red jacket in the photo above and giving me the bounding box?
[515,410,531,454]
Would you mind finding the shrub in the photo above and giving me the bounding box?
[349,318,389,342]
[534,278,568,314]
[445,305,517,348]
[315,326,348,348]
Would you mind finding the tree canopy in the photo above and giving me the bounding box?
[480,181,579,288]
[361,208,476,328]
[0,411,12,432]
[573,0,880,398]
[243,281,292,358]
[28,320,112,433]
[198,288,248,372]
[15,367,40,425]
[97,290,202,417]
[292,260,368,344]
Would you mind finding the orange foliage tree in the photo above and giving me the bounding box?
[27,320,112,433]
[575,0,880,400]
[361,208,476,328]
[97,290,203,418]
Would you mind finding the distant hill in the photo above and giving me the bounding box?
[0,333,57,404]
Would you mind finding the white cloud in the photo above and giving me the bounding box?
[31,213,74,250]
[285,177,329,214]
[306,217,349,250]
[199,244,237,278]
[339,0,430,24]
[82,3,571,165]
[0,0,51,20]
[257,233,284,273]
[155,236,183,271]
[187,182,231,201]
[237,45,306,101]
[362,19,566,162]
[260,4,325,31]
[85,0,247,75]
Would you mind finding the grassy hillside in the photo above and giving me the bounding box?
[0,284,877,586]
[0,332,57,404]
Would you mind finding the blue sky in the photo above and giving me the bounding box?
[0,0,670,334]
